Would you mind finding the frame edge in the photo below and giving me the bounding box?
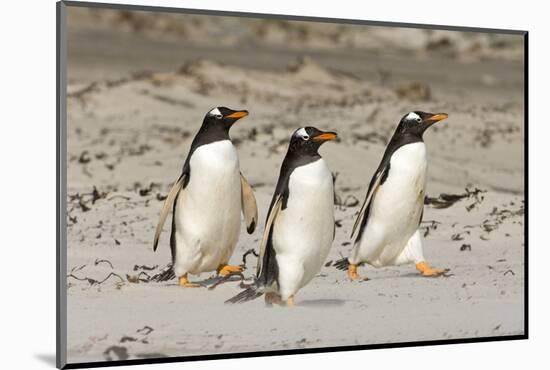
[57,1,68,369]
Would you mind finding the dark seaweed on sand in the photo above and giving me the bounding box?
[67,271,125,285]
[425,187,486,209]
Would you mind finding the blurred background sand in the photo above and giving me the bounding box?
[65,7,525,364]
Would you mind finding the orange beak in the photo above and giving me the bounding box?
[312,132,338,142]
[429,113,448,122]
[226,110,249,119]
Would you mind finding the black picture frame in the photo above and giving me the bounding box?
[56,1,528,368]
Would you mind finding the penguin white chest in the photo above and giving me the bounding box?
[173,140,242,274]
[360,142,428,265]
[273,159,335,297]
[383,142,428,201]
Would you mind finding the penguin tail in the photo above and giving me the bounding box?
[225,286,263,304]
[150,264,176,282]
[333,257,350,271]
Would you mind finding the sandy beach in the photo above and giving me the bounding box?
[64,8,525,364]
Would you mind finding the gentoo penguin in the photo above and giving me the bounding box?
[226,127,337,306]
[335,111,449,280]
[152,107,258,287]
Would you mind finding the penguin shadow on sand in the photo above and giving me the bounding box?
[159,273,246,288]
[294,298,346,308]
[399,270,454,279]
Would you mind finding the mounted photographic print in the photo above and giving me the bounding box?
[56,1,528,368]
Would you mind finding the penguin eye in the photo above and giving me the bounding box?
[415,117,421,123]
[215,114,223,119]
[302,135,310,141]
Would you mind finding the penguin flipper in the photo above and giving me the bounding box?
[153,173,186,251]
[350,166,387,239]
[256,195,282,276]
[240,174,258,234]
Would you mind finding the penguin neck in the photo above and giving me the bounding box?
[387,131,424,151]
[275,148,322,211]
[284,147,321,171]
[193,122,232,149]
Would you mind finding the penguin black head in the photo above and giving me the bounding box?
[396,111,448,137]
[289,126,338,156]
[202,107,249,131]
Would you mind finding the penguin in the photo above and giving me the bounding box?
[152,107,258,287]
[226,127,337,306]
[335,111,449,280]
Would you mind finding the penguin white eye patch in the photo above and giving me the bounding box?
[295,127,309,140]
[209,107,223,118]
[406,112,421,122]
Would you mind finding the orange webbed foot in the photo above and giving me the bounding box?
[217,264,243,277]
[416,261,449,277]
[178,274,202,287]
